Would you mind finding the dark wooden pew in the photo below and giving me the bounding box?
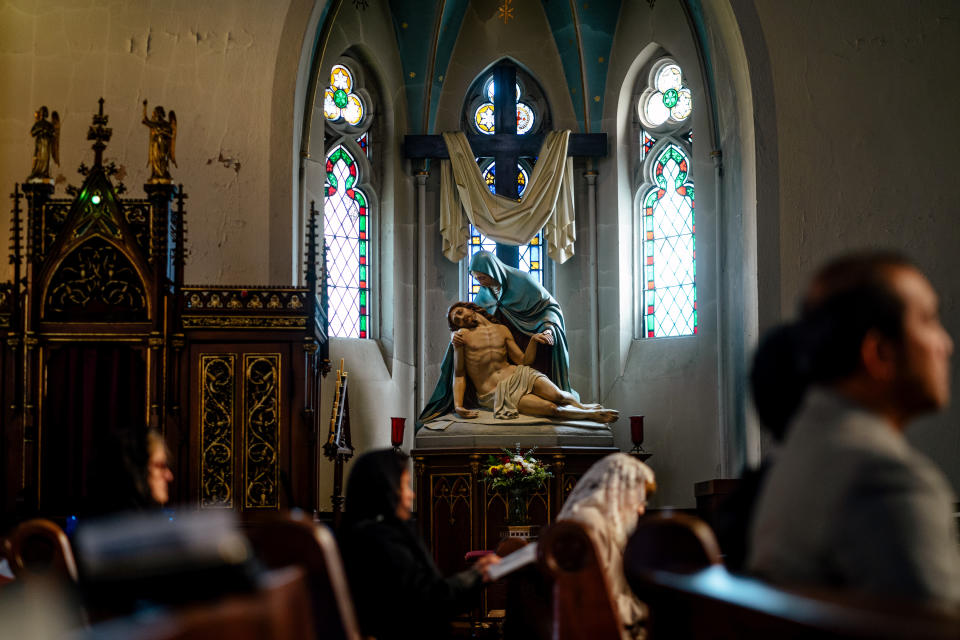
[7,518,78,583]
[624,514,960,639]
[499,520,624,640]
[244,511,361,640]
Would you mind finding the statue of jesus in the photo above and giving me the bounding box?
[448,302,617,423]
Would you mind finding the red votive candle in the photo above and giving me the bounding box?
[630,415,645,447]
[391,417,406,448]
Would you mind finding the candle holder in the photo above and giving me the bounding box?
[390,417,406,452]
[629,415,646,454]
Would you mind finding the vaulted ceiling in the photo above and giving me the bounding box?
[386,0,623,134]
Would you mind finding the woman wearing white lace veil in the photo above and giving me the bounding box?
[557,453,656,639]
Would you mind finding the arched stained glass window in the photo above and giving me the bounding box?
[636,58,696,338]
[324,146,370,338]
[462,62,552,299]
[321,58,376,340]
[641,144,695,336]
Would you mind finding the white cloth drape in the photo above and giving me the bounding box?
[439,130,576,264]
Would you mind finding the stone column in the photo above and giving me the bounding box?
[583,170,600,402]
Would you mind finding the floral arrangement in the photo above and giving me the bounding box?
[483,445,553,492]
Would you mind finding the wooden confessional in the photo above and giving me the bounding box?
[0,100,330,521]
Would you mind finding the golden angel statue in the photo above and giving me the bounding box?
[142,100,177,183]
[27,106,60,183]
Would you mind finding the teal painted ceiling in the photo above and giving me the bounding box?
[388,0,623,134]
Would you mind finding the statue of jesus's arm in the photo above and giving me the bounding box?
[452,341,477,418]
[503,327,526,365]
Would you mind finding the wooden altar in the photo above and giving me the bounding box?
[412,445,618,573]
[1,100,330,522]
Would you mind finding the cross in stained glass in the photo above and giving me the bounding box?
[403,60,606,270]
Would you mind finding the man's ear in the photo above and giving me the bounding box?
[861,329,898,382]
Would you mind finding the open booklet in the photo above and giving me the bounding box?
[487,541,538,581]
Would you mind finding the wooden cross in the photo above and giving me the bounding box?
[403,61,606,267]
[87,97,113,166]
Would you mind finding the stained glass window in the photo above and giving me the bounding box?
[642,143,696,337]
[640,130,656,163]
[467,226,498,301]
[467,225,544,301]
[481,162,529,197]
[324,145,370,338]
[323,64,365,126]
[462,63,551,300]
[639,62,692,129]
[472,78,536,136]
[356,132,370,158]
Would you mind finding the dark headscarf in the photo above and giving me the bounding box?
[343,449,409,528]
[86,428,156,516]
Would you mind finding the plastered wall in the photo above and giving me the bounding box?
[747,0,960,490]
[0,0,309,286]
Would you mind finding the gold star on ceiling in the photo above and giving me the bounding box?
[499,0,515,24]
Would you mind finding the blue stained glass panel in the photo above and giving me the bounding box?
[467,224,545,301]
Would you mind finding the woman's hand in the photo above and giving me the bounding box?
[472,553,501,582]
[533,329,554,346]
[452,330,466,347]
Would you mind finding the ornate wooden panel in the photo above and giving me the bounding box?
[43,238,148,322]
[121,201,152,258]
[182,287,308,330]
[40,201,71,255]
[1,100,328,523]
[199,354,235,508]
[243,353,281,509]
[431,473,472,577]
[413,446,618,573]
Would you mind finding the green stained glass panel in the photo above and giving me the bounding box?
[663,88,679,108]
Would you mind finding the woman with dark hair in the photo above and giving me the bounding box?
[338,449,499,639]
[86,428,171,516]
[746,251,960,604]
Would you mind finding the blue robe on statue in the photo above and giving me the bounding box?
[417,251,577,430]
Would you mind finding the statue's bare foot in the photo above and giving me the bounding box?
[554,405,619,424]
[593,408,619,423]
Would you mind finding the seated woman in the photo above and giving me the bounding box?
[86,428,174,516]
[337,449,499,640]
[557,453,656,640]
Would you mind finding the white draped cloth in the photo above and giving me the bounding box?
[439,130,576,264]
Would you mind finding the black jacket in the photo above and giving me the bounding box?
[339,516,481,640]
